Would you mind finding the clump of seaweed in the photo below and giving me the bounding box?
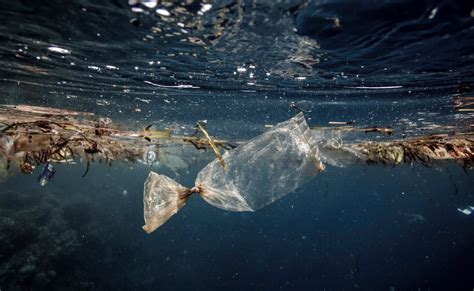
[401,134,474,168]
[323,133,474,169]
[0,105,234,181]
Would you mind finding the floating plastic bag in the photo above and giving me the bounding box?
[143,113,325,233]
[142,173,193,232]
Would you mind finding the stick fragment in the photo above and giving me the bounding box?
[196,122,228,171]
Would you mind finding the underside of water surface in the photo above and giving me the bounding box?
[0,0,474,290]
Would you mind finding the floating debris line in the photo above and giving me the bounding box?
[0,105,233,178]
[0,105,472,232]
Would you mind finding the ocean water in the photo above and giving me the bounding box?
[1,0,474,289]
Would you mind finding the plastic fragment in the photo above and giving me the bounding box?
[145,150,157,164]
[38,162,56,186]
[458,206,474,215]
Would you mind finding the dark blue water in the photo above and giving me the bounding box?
[1,0,474,289]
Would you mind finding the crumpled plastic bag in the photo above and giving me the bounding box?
[142,113,325,233]
[142,172,192,232]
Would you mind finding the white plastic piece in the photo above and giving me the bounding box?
[457,207,473,215]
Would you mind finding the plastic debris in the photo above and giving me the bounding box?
[142,113,325,233]
[38,162,55,186]
[145,150,157,164]
[457,206,474,215]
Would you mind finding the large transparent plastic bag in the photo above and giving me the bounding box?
[142,113,325,233]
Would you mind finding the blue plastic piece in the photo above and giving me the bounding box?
[38,162,56,186]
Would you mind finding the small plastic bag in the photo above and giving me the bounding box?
[142,172,192,233]
[142,113,324,233]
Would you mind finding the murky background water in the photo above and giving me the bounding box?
[1,0,474,289]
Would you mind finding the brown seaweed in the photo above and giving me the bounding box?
[0,105,233,180]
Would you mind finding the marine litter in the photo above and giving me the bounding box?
[0,105,473,232]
